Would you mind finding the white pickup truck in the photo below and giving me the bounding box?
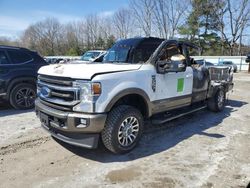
[35,37,234,154]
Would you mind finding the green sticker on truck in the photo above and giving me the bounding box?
[177,78,184,92]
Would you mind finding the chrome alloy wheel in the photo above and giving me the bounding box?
[217,90,225,108]
[118,116,140,147]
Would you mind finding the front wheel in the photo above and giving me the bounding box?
[101,105,144,154]
[207,88,225,112]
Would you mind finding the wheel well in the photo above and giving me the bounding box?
[111,94,149,118]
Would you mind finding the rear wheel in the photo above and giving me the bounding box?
[101,105,144,154]
[9,83,36,110]
[207,88,225,112]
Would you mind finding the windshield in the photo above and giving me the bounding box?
[103,46,130,63]
[81,51,101,61]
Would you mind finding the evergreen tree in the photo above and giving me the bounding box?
[179,0,224,55]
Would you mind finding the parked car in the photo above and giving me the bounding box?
[45,56,81,64]
[0,45,48,109]
[35,37,233,154]
[80,50,106,62]
[218,61,237,73]
[246,54,250,72]
[45,58,64,64]
[246,53,250,63]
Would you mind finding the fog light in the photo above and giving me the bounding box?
[76,118,89,128]
[80,118,87,125]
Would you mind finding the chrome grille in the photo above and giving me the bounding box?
[38,75,73,86]
[37,75,80,111]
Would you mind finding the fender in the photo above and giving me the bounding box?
[7,76,36,98]
[207,83,224,99]
[104,88,152,117]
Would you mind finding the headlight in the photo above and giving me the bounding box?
[73,81,91,102]
[73,80,101,112]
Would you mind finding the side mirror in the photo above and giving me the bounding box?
[156,60,186,74]
[93,54,105,62]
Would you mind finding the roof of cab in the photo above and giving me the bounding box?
[113,37,164,48]
[113,37,200,51]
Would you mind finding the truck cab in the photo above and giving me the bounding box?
[35,37,233,154]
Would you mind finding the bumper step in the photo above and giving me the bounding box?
[42,123,99,149]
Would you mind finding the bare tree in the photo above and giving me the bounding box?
[216,0,250,55]
[99,17,113,40]
[0,37,17,46]
[84,14,101,49]
[130,0,155,36]
[167,0,189,38]
[21,15,117,55]
[214,0,227,55]
[113,8,133,39]
[83,14,117,50]
[18,1,250,57]
[63,22,82,55]
[153,0,189,38]
[76,20,87,49]
[153,0,168,38]
[37,18,63,55]
[22,18,63,55]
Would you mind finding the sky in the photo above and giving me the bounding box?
[0,0,129,39]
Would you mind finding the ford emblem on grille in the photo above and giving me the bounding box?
[41,87,51,98]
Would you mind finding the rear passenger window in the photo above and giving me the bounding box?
[7,50,32,64]
[0,50,9,64]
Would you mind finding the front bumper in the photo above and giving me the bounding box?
[35,99,107,148]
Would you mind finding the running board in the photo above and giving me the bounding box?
[151,105,207,125]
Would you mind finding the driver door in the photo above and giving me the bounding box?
[152,42,193,113]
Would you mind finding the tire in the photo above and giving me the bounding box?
[9,83,36,110]
[207,88,225,112]
[101,105,144,154]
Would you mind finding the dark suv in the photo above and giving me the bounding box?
[246,53,250,63]
[0,46,47,109]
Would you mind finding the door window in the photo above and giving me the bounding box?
[7,49,32,64]
[0,50,9,64]
[159,44,183,61]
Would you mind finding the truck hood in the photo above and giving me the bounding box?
[38,63,142,80]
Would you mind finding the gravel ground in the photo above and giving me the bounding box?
[0,72,249,188]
